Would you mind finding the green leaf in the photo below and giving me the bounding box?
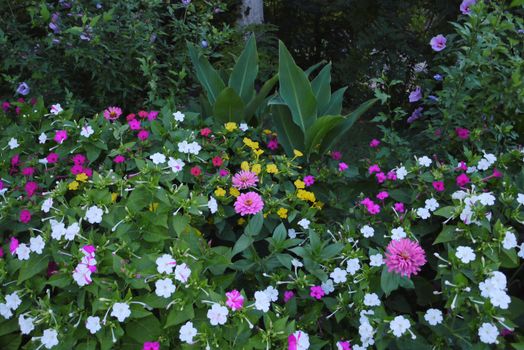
[213,87,245,123]
[244,74,279,122]
[232,234,254,256]
[389,188,416,204]
[304,60,327,77]
[433,206,455,218]
[510,0,524,7]
[165,304,194,328]
[323,86,347,116]
[171,215,190,235]
[18,254,49,283]
[0,333,21,350]
[311,63,332,115]
[381,266,412,296]
[433,226,457,245]
[304,115,344,157]
[278,41,317,132]
[40,4,50,21]
[125,316,161,343]
[272,223,287,242]
[187,42,225,105]
[245,212,264,236]
[229,35,258,104]
[272,105,305,156]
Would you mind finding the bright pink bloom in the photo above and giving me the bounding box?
[303,175,315,187]
[114,155,126,163]
[432,181,445,192]
[15,107,21,115]
[190,166,201,177]
[10,237,19,254]
[339,162,348,172]
[284,291,294,303]
[430,34,447,52]
[457,161,468,171]
[22,167,35,177]
[11,154,20,167]
[82,245,96,257]
[456,173,470,187]
[455,127,470,140]
[331,151,342,160]
[25,181,38,197]
[71,165,84,175]
[375,172,386,183]
[138,130,149,141]
[368,203,381,215]
[368,164,381,174]
[103,106,122,120]
[138,110,149,118]
[267,138,279,150]
[19,209,31,223]
[0,180,4,190]
[377,191,389,200]
[147,111,159,121]
[225,290,244,311]
[142,341,160,350]
[0,247,3,258]
[385,238,426,278]
[126,113,136,121]
[369,139,380,148]
[492,169,502,178]
[219,169,229,177]
[310,286,325,300]
[232,170,259,189]
[234,192,264,216]
[212,156,223,167]
[288,334,297,350]
[337,341,352,350]
[200,128,212,137]
[54,130,68,143]
[83,168,93,177]
[387,170,397,181]
[129,119,141,130]
[72,154,86,166]
[47,153,59,164]
[394,202,405,213]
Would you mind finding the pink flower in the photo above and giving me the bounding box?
[83,168,93,177]
[369,139,381,148]
[225,290,244,311]
[492,168,502,178]
[387,170,397,181]
[126,113,136,121]
[71,165,84,175]
[54,130,68,143]
[9,237,19,254]
[114,155,126,163]
[232,170,259,189]
[2,101,10,112]
[267,138,279,150]
[303,175,315,187]
[200,128,212,137]
[460,0,476,15]
[11,154,20,167]
[19,209,31,223]
[25,181,38,197]
[103,106,122,120]
[377,191,389,200]
[142,341,160,350]
[212,156,223,167]
[375,172,386,183]
[138,129,149,141]
[310,286,325,300]
[234,192,264,216]
[147,111,159,121]
[138,110,149,118]
[190,166,202,177]
[457,161,468,171]
[284,291,294,303]
[0,247,3,258]
[22,167,35,177]
[394,202,405,213]
[455,127,470,140]
[456,173,470,187]
[288,334,297,350]
[338,162,348,172]
[219,169,229,177]
[129,119,141,130]
[385,238,426,278]
[430,34,447,52]
[432,181,445,192]
[331,151,342,160]
[0,180,4,190]
[337,341,352,350]
[82,245,96,257]
[72,154,86,166]
[47,153,59,164]
[368,164,381,174]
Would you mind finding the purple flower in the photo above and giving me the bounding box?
[460,0,476,15]
[408,86,422,103]
[430,35,447,52]
[182,0,191,5]
[49,22,60,34]
[433,74,443,81]
[428,95,438,102]
[51,13,60,23]
[16,82,30,96]
[407,107,423,124]
[201,40,208,48]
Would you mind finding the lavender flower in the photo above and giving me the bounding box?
[409,86,422,103]
[182,0,191,5]
[16,82,30,96]
[407,107,423,124]
[201,40,208,48]
[433,74,443,81]
[430,35,447,52]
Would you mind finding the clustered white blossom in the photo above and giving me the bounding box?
[479,271,511,309]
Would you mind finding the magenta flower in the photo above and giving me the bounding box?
[408,86,423,103]
[0,180,4,190]
[148,111,159,121]
[19,209,31,223]
[129,119,141,130]
[460,0,476,15]
[303,175,315,187]
[9,237,19,254]
[456,173,470,187]
[82,245,96,256]
[232,170,259,189]
[138,129,149,141]
[138,110,149,118]
[310,286,325,300]
[234,192,264,216]
[103,106,122,120]
[369,139,380,148]
[338,162,348,172]
[190,166,202,177]
[54,130,68,143]
[337,341,352,350]
[114,155,126,163]
[455,127,470,140]
[47,153,59,164]
[385,238,426,278]
[376,191,389,200]
[267,138,279,150]
[25,181,38,197]
[0,246,3,258]
[225,290,244,311]
[22,167,35,177]
[142,341,160,350]
[71,165,84,175]
[375,172,386,184]
[492,169,502,178]
[394,202,405,213]
[432,181,445,192]
[284,291,294,303]
[430,35,447,52]
[72,154,86,166]
[368,164,381,174]
[457,161,468,171]
[2,101,10,112]
[387,170,397,181]
[219,169,229,177]
[83,168,93,177]
[331,151,342,160]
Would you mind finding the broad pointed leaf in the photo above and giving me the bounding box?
[272,105,305,156]
[311,63,332,115]
[324,86,348,116]
[187,42,225,105]
[213,87,245,123]
[229,35,258,104]
[304,115,344,157]
[245,74,279,122]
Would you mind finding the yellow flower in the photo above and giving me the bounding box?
[297,189,316,202]
[111,193,118,203]
[251,163,261,174]
[313,201,324,209]
[294,179,305,189]
[237,218,246,226]
[243,137,259,150]
[149,202,159,212]
[263,129,273,135]
[266,163,278,174]
[254,149,264,157]
[68,181,79,191]
[76,173,88,183]
[225,122,238,132]
[241,161,250,171]
[293,149,304,157]
[277,207,288,219]
[215,187,226,197]
[230,187,240,197]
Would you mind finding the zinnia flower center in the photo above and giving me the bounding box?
[400,251,410,260]
[245,199,252,205]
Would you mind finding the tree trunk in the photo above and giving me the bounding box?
[238,0,264,26]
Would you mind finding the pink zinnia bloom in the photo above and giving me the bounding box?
[338,162,348,172]
[126,113,136,121]
[284,291,294,303]
[234,192,264,216]
[138,130,149,141]
[19,209,31,223]
[432,181,445,192]
[394,202,405,213]
[369,139,381,148]
[377,191,389,200]
[190,166,202,177]
[103,106,122,120]
[376,172,386,183]
[200,127,212,137]
[331,151,342,160]
[267,138,279,150]
[11,154,20,167]
[212,156,223,167]
[147,111,159,121]
[430,35,447,52]
[225,290,244,311]
[310,286,325,300]
[385,238,426,278]
[54,130,68,143]
[114,155,126,163]
[232,170,259,189]
[460,0,476,15]
[22,167,35,177]
[47,153,59,164]
[72,154,86,166]
[10,237,19,254]
[71,165,84,175]
[368,164,381,174]
[219,169,229,177]
[303,175,315,187]
[138,110,149,118]
[143,342,160,350]
[337,341,352,350]
[455,127,470,140]
[387,170,397,181]
[129,119,141,130]
[456,173,470,187]
[25,181,38,197]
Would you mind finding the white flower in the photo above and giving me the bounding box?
[416,207,431,220]
[490,290,511,309]
[390,315,410,337]
[8,138,19,149]
[418,156,432,167]
[424,309,443,326]
[502,231,517,250]
[391,227,406,240]
[478,323,498,344]
[179,321,197,344]
[111,303,131,322]
[455,246,476,264]
[297,218,310,229]
[85,316,101,334]
[39,133,47,144]
[239,123,249,132]
[178,141,201,155]
[0,303,13,319]
[518,243,524,259]
[291,330,310,350]
[72,264,92,287]
[207,304,228,326]
[156,254,176,274]
[29,235,45,254]
[358,321,375,344]
[321,279,335,295]
[466,166,477,174]
[208,197,218,214]
[50,220,66,240]
[424,198,439,211]
[50,104,63,115]
[41,198,53,213]
[168,157,185,173]
[5,292,21,310]
[517,193,524,205]
[288,228,297,239]
[149,152,166,165]
[174,263,191,284]
[479,271,511,309]
[264,286,279,302]
[254,291,270,312]
[291,258,303,268]
[155,278,176,298]
[65,223,80,241]
[173,111,185,122]
[369,253,384,267]
[483,152,497,165]
[477,158,491,171]
[363,293,380,307]
[80,125,94,138]
[16,244,31,260]
[396,166,408,180]
[478,193,495,206]
[85,206,103,224]
[452,190,468,201]
[19,314,35,334]
[360,225,375,238]
[40,328,59,349]
[330,267,348,284]
[346,258,361,275]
